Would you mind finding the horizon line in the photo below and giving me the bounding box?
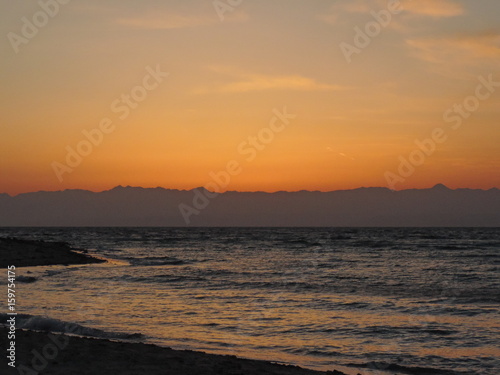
[2,183,499,198]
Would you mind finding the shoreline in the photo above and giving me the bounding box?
[1,327,347,375]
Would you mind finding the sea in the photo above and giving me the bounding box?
[1,227,499,375]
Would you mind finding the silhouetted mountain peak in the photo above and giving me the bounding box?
[431,183,451,191]
[110,185,133,190]
[108,185,181,193]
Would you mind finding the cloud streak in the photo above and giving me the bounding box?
[407,31,500,65]
[404,0,464,18]
[321,0,464,25]
[217,75,343,93]
[115,9,248,30]
[116,14,217,30]
[195,69,344,94]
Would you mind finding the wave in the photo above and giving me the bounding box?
[285,347,344,357]
[346,361,468,375]
[16,275,38,283]
[0,313,143,341]
[458,295,500,304]
[116,274,206,283]
[126,256,191,266]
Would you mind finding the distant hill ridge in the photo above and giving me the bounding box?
[0,184,498,226]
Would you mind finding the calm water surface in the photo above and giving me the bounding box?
[1,227,499,375]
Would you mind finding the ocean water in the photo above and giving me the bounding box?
[1,227,499,375]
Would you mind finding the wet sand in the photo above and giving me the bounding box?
[1,327,347,375]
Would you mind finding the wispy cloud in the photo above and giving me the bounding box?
[218,75,342,93]
[404,0,464,18]
[116,14,217,30]
[70,3,249,30]
[114,8,248,30]
[407,31,500,65]
[319,0,373,25]
[321,0,464,25]
[195,68,344,94]
[405,31,500,79]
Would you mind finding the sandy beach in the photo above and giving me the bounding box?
[2,327,348,375]
[1,237,348,375]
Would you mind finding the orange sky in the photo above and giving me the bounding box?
[1,0,499,196]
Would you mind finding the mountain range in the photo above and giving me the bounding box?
[0,184,498,227]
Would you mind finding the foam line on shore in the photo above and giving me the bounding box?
[0,313,143,341]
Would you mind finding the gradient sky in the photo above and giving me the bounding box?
[1,0,499,195]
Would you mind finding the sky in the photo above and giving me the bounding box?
[1,0,499,195]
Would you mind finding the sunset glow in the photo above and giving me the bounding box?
[1,0,499,196]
